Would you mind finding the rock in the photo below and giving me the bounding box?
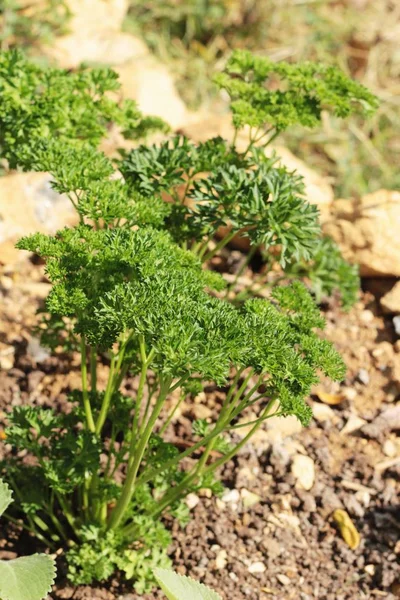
[273,146,333,220]
[215,549,228,570]
[240,489,261,508]
[380,281,400,314]
[27,337,51,363]
[311,402,337,423]
[276,574,291,586]
[0,172,75,265]
[356,368,370,385]
[0,343,15,370]
[264,415,303,442]
[221,489,240,505]
[185,493,200,509]
[324,190,400,277]
[340,415,367,435]
[248,561,266,574]
[394,316,400,337]
[382,439,397,458]
[362,404,400,439]
[116,58,189,129]
[191,404,212,420]
[365,564,376,576]
[37,0,137,67]
[291,454,315,491]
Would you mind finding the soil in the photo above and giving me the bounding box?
[0,258,399,600]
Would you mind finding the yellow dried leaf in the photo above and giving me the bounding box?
[315,389,345,405]
[0,430,6,441]
[333,509,360,549]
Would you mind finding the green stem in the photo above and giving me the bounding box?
[56,492,79,537]
[203,401,277,477]
[201,230,237,263]
[90,346,97,393]
[2,515,56,549]
[95,355,117,435]
[107,377,172,530]
[159,390,185,436]
[80,338,95,433]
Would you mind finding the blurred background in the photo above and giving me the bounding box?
[1,0,399,198]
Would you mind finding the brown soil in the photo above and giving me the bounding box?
[0,258,399,600]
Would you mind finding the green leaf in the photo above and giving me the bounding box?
[0,554,56,600]
[0,479,13,517]
[154,568,223,600]
[0,479,56,600]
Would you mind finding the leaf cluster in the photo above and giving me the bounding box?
[66,523,171,593]
[0,50,167,170]
[285,236,360,309]
[215,49,379,132]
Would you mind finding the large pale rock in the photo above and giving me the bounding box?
[183,114,334,217]
[35,0,190,129]
[37,0,147,68]
[116,59,189,129]
[380,281,400,314]
[0,173,75,265]
[323,190,400,277]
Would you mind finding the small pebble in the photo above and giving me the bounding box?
[342,386,357,401]
[364,564,376,576]
[383,439,397,458]
[185,493,200,509]
[393,315,400,336]
[360,310,374,323]
[221,488,240,504]
[248,561,266,574]
[277,574,291,586]
[357,369,370,385]
[241,488,261,508]
[291,454,315,491]
[215,549,228,570]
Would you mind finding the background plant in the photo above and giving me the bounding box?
[0,479,56,600]
[0,0,70,51]
[125,0,399,197]
[0,50,370,592]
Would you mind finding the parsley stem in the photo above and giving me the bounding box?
[90,345,97,393]
[80,338,95,433]
[201,230,237,262]
[158,389,185,435]
[95,355,117,436]
[203,400,277,477]
[108,377,172,530]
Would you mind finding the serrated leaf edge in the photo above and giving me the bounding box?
[0,479,13,518]
[0,554,57,600]
[154,567,223,600]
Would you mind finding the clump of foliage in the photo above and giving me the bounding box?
[154,567,222,600]
[0,479,56,600]
[0,0,70,51]
[0,50,375,592]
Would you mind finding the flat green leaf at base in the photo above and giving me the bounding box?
[0,554,56,600]
[0,480,13,517]
[154,568,223,600]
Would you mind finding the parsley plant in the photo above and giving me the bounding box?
[0,50,376,591]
